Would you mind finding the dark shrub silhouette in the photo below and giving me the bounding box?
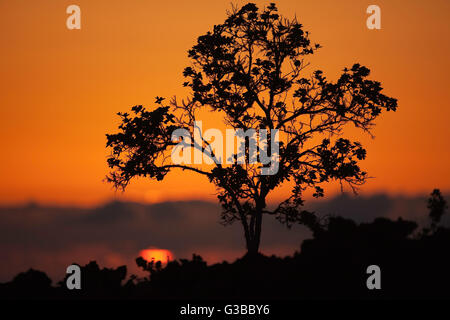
[58,261,127,299]
[0,269,52,299]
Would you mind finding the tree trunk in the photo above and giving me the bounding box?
[244,206,264,258]
[246,238,259,257]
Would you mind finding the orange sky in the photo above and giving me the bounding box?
[0,0,449,206]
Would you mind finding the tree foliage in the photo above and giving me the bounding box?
[106,3,397,254]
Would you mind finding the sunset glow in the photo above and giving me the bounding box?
[0,0,448,207]
[139,248,174,265]
[1,1,450,302]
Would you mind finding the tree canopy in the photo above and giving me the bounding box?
[106,3,397,255]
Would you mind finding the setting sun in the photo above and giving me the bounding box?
[139,248,174,265]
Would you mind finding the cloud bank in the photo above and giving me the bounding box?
[0,193,446,282]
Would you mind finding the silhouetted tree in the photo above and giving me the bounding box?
[106,3,397,256]
[427,189,447,230]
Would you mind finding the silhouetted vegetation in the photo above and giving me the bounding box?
[105,2,397,256]
[1,190,448,299]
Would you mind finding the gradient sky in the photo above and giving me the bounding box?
[0,0,449,206]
